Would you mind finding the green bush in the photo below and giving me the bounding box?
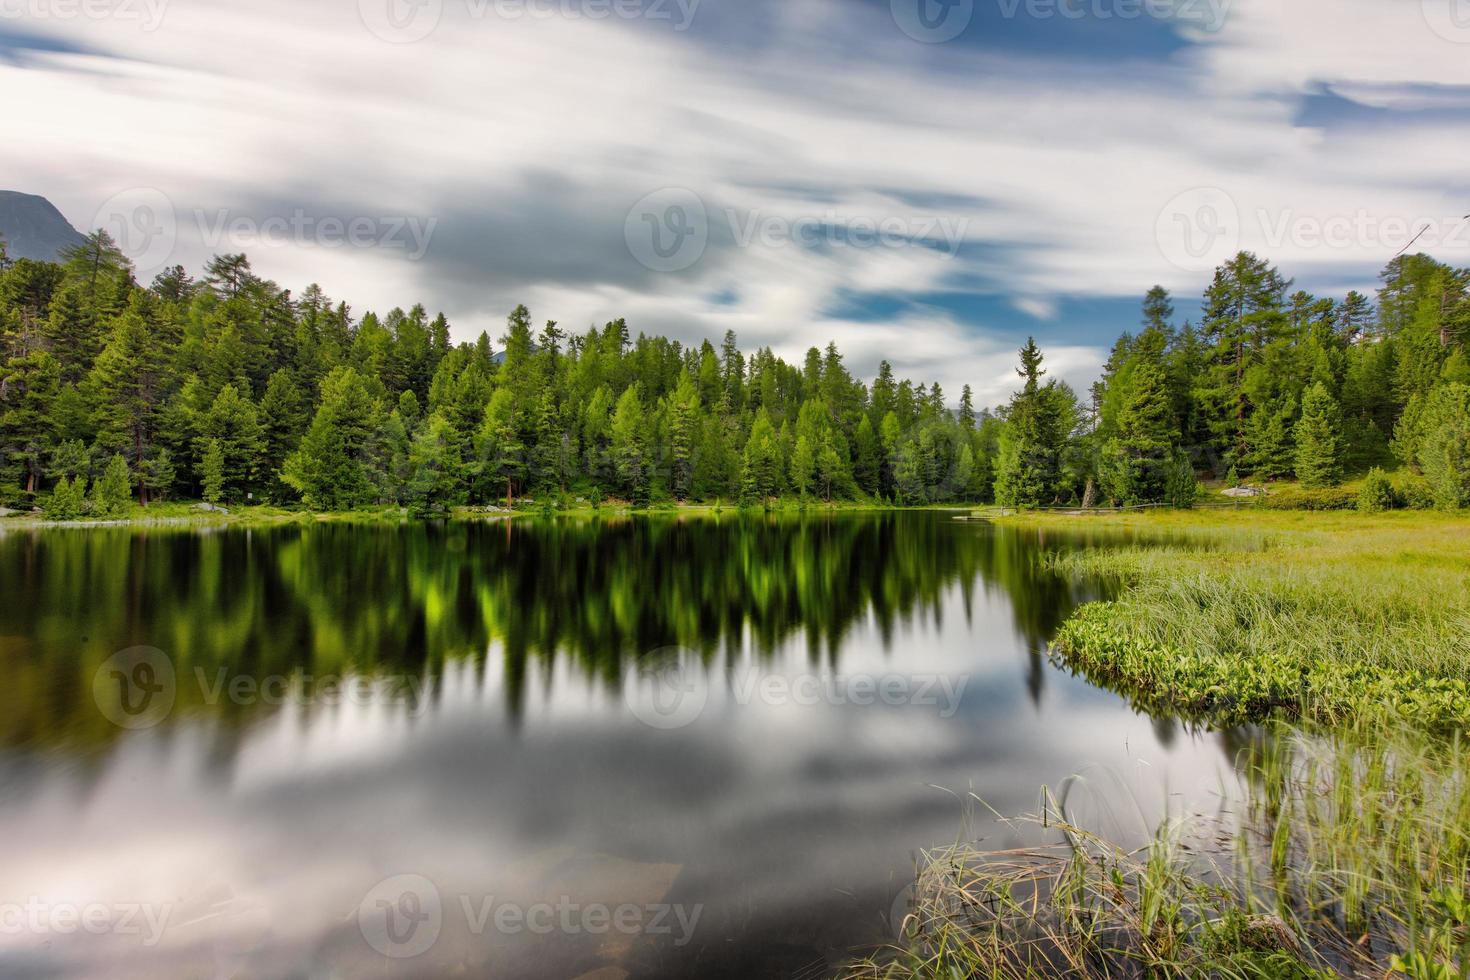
[44,476,87,520]
[1259,487,1357,511]
[92,454,133,518]
[1394,474,1436,511]
[1357,468,1397,513]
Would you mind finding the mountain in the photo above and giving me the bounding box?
[0,191,86,262]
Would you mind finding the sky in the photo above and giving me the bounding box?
[4,0,1470,407]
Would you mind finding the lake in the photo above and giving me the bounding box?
[0,512,1243,979]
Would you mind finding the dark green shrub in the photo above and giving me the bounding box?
[1357,468,1397,513]
[1394,475,1436,511]
[1259,487,1357,511]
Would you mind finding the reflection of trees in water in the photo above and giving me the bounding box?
[0,514,1109,749]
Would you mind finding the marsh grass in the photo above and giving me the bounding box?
[851,726,1470,979]
[852,512,1470,979]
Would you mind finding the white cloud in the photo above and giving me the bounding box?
[4,0,1468,399]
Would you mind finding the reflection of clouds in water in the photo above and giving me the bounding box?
[0,630,1240,978]
[0,516,1237,978]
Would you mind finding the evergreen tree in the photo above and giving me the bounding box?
[1417,383,1470,510]
[282,367,380,509]
[994,338,1068,507]
[1099,359,1175,504]
[201,439,226,504]
[1294,382,1344,488]
[475,387,527,507]
[45,475,86,520]
[610,385,648,503]
[93,453,133,517]
[405,411,465,515]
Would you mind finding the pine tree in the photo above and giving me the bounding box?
[93,453,133,517]
[610,385,648,503]
[201,439,226,504]
[45,475,85,520]
[475,387,527,507]
[1417,383,1470,510]
[994,339,1068,507]
[281,366,380,510]
[1099,359,1175,504]
[958,385,976,430]
[196,383,264,501]
[789,435,815,498]
[0,347,60,497]
[668,371,699,499]
[1293,382,1343,488]
[405,411,465,515]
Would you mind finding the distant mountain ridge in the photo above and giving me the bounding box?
[0,191,86,262]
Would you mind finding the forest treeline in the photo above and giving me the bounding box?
[1,232,1468,514]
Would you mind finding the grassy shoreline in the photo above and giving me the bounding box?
[0,498,974,531]
[854,509,1470,980]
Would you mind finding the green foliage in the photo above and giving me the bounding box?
[1293,381,1343,488]
[1415,383,1470,510]
[1259,487,1357,510]
[1055,602,1468,728]
[1394,473,1437,510]
[1164,453,1199,508]
[1357,467,1397,513]
[92,453,132,517]
[994,338,1075,507]
[43,475,86,520]
[4,241,1468,513]
[201,439,226,504]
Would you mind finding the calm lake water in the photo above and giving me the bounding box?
[0,512,1243,979]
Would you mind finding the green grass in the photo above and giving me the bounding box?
[850,724,1470,979]
[854,510,1470,980]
